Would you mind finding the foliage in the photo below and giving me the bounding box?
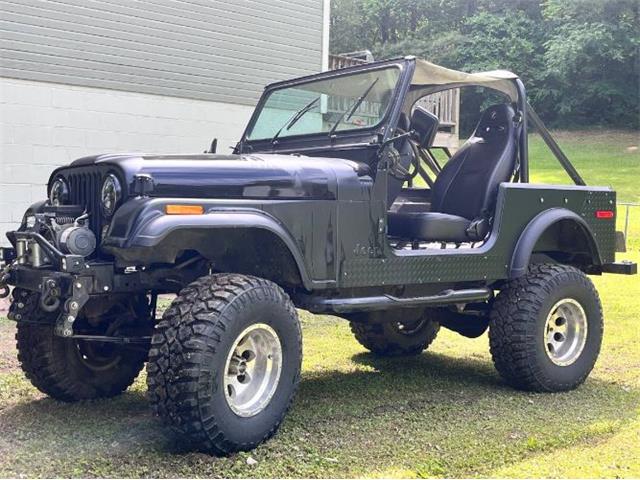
[542,0,639,127]
[330,0,640,128]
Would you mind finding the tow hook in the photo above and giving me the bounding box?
[40,279,61,312]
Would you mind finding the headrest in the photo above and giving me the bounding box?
[397,112,410,132]
[474,104,516,138]
[410,106,439,148]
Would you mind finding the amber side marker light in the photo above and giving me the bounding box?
[595,210,614,219]
[165,204,205,215]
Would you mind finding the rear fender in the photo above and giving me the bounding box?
[509,208,602,278]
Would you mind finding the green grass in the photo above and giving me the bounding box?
[1,262,639,478]
[0,130,638,478]
[528,130,639,203]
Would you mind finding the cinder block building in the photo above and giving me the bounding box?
[0,0,330,244]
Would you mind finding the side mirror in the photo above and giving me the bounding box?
[205,138,218,154]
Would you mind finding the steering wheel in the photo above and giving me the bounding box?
[387,133,422,182]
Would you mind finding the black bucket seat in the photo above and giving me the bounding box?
[387,103,520,243]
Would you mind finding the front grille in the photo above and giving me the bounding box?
[66,171,104,245]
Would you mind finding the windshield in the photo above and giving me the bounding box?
[246,66,401,141]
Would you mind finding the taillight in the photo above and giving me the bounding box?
[595,210,614,219]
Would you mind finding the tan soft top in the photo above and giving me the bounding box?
[409,58,519,102]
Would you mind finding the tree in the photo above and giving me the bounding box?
[329,0,640,128]
[543,0,639,127]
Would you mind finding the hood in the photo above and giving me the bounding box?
[64,152,370,200]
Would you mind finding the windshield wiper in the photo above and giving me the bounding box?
[270,97,320,144]
[327,78,379,137]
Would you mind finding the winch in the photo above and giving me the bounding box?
[11,210,96,269]
[56,220,97,257]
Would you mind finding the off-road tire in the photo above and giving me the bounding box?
[12,289,146,402]
[349,309,440,356]
[146,274,302,455]
[489,264,603,392]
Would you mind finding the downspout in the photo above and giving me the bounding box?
[321,0,331,72]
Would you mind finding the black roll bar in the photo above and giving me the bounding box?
[515,79,529,183]
[526,102,586,186]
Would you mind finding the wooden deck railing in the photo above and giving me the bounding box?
[328,54,369,70]
[414,89,459,129]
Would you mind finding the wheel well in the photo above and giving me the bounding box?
[110,226,309,291]
[530,219,600,271]
[510,211,603,279]
[190,228,305,290]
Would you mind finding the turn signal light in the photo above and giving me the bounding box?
[165,205,205,215]
[595,210,614,219]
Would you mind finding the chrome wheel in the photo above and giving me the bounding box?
[223,323,283,417]
[544,298,588,366]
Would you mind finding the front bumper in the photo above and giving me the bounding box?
[0,241,141,337]
[1,227,200,337]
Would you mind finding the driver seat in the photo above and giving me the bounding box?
[388,104,520,243]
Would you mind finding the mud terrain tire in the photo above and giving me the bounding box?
[12,289,146,401]
[349,309,440,356]
[489,264,603,392]
[147,274,302,455]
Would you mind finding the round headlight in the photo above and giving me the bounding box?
[49,177,69,206]
[101,174,122,217]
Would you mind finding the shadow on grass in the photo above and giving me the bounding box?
[352,350,501,385]
[1,349,635,468]
[297,351,507,405]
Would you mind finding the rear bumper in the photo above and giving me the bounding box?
[601,261,637,275]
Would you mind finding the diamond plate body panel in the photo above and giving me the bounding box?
[337,184,616,288]
[342,254,506,287]
[580,191,616,263]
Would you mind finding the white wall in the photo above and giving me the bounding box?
[0,77,254,245]
[0,0,325,107]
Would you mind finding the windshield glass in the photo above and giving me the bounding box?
[246,66,401,141]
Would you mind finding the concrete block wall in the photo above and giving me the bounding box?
[0,77,254,245]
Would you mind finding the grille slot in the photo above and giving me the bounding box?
[67,171,103,247]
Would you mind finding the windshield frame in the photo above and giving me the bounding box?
[237,58,412,154]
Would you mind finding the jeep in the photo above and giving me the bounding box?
[0,56,636,454]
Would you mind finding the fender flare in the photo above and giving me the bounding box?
[509,208,602,279]
[105,201,314,290]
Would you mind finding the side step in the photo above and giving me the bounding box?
[300,288,492,314]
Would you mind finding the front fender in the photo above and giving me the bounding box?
[509,207,602,279]
[102,198,314,290]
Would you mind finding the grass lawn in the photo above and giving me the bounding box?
[0,131,638,478]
